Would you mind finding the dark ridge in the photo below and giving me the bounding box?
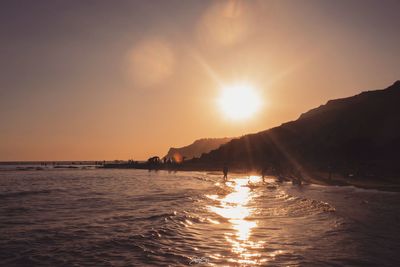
[165,137,234,160]
[192,81,400,180]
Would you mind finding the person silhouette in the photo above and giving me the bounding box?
[261,167,267,183]
[223,164,229,181]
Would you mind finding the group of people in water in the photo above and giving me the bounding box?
[222,164,302,185]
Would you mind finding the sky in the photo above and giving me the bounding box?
[1,0,400,161]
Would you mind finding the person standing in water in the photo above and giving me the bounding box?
[223,164,229,181]
[261,167,267,183]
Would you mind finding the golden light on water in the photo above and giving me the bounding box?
[249,175,262,184]
[206,176,264,265]
[218,83,262,120]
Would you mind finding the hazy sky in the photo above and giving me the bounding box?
[1,0,400,161]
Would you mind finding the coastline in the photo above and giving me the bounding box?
[303,172,400,192]
[2,161,398,192]
[102,162,400,193]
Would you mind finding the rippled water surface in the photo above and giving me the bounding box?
[1,168,399,266]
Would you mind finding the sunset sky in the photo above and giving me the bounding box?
[1,0,400,161]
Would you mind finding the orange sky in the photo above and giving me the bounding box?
[1,0,400,161]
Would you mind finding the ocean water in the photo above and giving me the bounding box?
[0,168,399,266]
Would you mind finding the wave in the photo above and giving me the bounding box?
[0,189,66,199]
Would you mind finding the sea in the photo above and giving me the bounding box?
[0,165,399,266]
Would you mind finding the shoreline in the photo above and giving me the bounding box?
[302,173,400,192]
[133,165,400,193]
[163,167,400,193]
[2,162,399,192]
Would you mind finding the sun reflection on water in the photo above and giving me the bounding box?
[206,176,264,265]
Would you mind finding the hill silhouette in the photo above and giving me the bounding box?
[165,137,233,160]
[193,81,400,180]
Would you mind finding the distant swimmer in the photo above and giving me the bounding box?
[292,176,302,186]
[223,164,229,181]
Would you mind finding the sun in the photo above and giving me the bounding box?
[218,83,262,120]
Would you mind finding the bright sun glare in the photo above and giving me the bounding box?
[218,83,262,120]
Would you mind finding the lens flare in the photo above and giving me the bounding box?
[197,1,254,47]
[127,38,175,88]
